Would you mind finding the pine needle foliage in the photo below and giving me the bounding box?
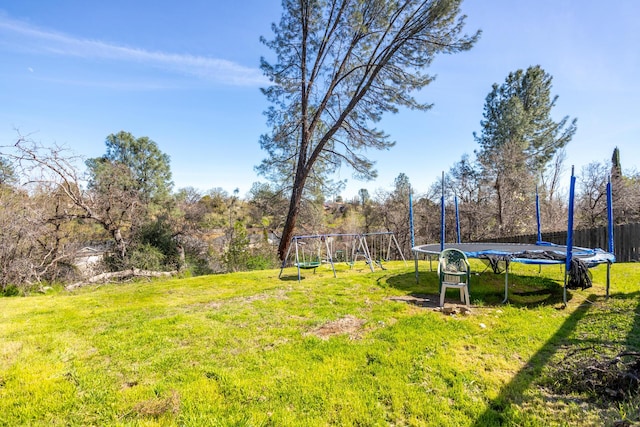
[258,0,480,259]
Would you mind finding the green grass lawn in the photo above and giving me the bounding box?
[1,260,639,426]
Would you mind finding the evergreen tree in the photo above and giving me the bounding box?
[85,131,174,259]
[609,147,640,224]
[380,173,413,256]
[259,0,480,260]
[87,131,173,206]
[223,221,250,272]
[611,146,621,179]
[474,65,576,235]
[0,157,15,186]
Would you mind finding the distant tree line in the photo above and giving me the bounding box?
[1,128,637,295]
[3,64,639,294]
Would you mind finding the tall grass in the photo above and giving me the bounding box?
[0,261,638,426]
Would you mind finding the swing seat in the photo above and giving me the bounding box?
[295,261,321,269]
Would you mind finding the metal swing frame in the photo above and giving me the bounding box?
[361,232,407,269]
[279,234,336,281]
[279,232,407,281]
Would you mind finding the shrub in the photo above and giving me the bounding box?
[2,284,20,297]
[127,244,166,271]
[246,254,273,271]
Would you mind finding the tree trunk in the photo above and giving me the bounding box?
[278,6,309,263]
[112,227,127,258]
[278,183,304,261]
[495,178,504,235]
[65,268,177,290]
[177,244,185,271]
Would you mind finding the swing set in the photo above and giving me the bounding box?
[278,234,336,281]
[328,233,378,270]
[279,232,406,281]
[361,232,407,270]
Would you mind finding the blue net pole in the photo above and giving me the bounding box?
[454,194,461,244]
[566,169,576,270]
[535,186,542,243]
[564,167,576,304]
[440,172,445,251]
[607,177,614,254]
[606,175,614,298]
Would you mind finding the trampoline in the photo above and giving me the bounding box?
[410,168,616,304]
[413,242,614,266]
[412,242,615,303]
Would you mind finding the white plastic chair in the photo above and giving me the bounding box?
[438,248,471,307]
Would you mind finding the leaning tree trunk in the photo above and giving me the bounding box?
[278,183,304,261]
[277,19,311,263]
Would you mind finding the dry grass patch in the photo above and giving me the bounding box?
[132,389,180,419]
[306,315,366,340]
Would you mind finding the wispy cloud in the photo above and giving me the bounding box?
[0,14,268,87]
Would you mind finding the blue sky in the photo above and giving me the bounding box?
[1,0,638,199]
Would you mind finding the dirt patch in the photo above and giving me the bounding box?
[306,315,366,340]
[0,341,23,365]
[132,389,180,418]
[387,293,435,308]
[386,293,473,315]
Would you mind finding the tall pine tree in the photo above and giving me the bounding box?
[474,65,576,235]
[259,0,480,260]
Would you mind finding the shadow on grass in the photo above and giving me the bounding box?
[279,274,303,282]
[470,297,594,425]
[383,264,640,423]
[385,269,568,308]
[472,290,640,425]
[622,290,640,350]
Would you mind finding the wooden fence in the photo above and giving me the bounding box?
[481,222,640,263]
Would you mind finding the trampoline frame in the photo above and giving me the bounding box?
[410,167,616,305]
[412,241,614,303]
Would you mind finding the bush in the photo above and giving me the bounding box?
[246,242,279,271]
[184,254,215,277]
[246,254,273,271]
[127,244,166,271]
[134,219,180,269]
[2,284,20,297]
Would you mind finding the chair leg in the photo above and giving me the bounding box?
[463,286,470,307]
[440,288,446,307]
